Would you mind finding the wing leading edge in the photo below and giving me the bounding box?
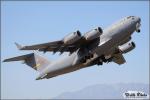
[15,40,78,54]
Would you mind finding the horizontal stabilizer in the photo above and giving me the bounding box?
[3,53,31,62]
[3,53,51,71]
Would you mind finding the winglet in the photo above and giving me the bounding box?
[15,42,23,50]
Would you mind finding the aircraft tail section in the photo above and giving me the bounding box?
[3,53,50,72]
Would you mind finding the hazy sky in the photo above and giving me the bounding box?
[1,1,149,99]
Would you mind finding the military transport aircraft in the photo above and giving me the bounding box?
[3,16,141,80]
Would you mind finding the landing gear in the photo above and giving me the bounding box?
[101,55,107,63]
[86,54,93,59]
[107,58,112,63]
[80,58,86,63]
[136,28,140,33]
[97,61,103,65]
[96,55,112,65]
[136,23,141,33]
[80,54,94,63]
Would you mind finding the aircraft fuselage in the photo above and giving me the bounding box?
[37,16,141,80]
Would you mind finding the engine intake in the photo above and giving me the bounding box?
[63,30,81,44]
[84,27,103,41]
[118,41,135,54]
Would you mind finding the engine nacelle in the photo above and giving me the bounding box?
[118,41,136,54]
[84,27,103,41]
[63,30,81,44]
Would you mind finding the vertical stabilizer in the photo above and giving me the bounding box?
[3,53,51,72]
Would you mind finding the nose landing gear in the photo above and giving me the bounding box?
[136,29,140,33]
[136,23,141,33]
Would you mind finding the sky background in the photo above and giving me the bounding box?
[1,1,149,99]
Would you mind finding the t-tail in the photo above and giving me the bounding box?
[3,53,51,72]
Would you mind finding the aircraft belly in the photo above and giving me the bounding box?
[45,64,83,79]
[47,56,75,72]
[41,53,80,78]
[45,56,91,79]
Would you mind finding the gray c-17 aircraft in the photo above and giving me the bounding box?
[3,16,141,80]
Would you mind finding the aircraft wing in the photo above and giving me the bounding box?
[15,40,78,53]
[16,40,63,50]
[112,53,126,65]
[15,27,103,54]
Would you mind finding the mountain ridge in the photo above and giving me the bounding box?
[54,83,149,99]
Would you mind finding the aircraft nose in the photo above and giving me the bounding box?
[135,16,141,23]
[135,16,141,33]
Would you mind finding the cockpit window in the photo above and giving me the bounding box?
[127,16,135,20]
[127,16,131,19]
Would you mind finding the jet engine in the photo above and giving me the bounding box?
[118,41,135,54]
[84,27,103,41]
[63,30,81,44]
